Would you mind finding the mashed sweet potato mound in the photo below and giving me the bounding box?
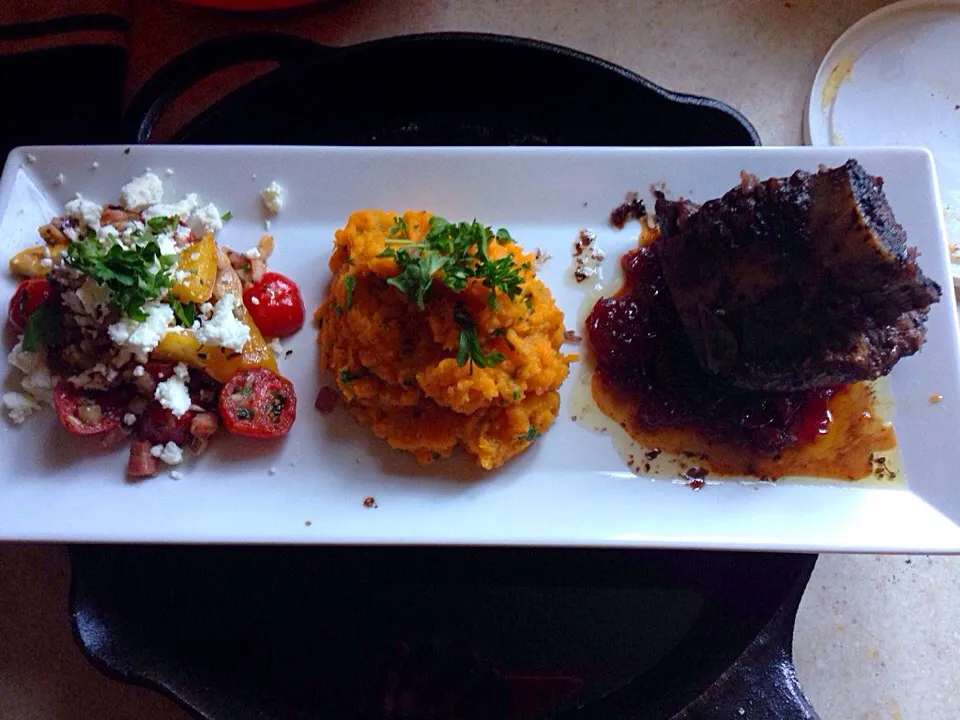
[317,210,571,469]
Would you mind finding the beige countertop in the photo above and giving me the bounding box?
[3,1,960,718]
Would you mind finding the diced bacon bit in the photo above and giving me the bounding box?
[127,440,160,479]
[100,426,130,449]
[315,386,339,414]
[563,329,582,344]
[100,206,141,229]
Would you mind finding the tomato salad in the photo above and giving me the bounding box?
[2,172,304,479]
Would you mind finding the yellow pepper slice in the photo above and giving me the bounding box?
[171,233,218,304]
[154,305,277,383]
[9,244,66,277]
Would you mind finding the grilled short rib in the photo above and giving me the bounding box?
[655,160,941,392]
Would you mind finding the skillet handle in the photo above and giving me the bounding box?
[671,558,820,720]
[123,32,327,143]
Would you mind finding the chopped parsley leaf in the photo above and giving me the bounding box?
[344,275,356,310]
[518,425,540,442]
[454,305,503,369]
[146,215,176,233]
[65,231,176,320]
[221,210,233,221]
[168,297,196,327]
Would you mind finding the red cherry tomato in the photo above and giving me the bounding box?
[139,404,197,446]
[219,367,296,438]
[8,278,52,332]
[242,272,305,338]
[53,381,124,435]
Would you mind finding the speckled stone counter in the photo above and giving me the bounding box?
[2,1,959,718]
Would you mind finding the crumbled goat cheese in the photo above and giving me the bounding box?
[189,203,223,237]
[91,161,100,170]
[108,302,175,354]
[194,293,250,352]
[173,363,190,380]
[174,226,193,244]
[170,470,182,480]
[155,375,191,418]
[123,413,137,426]
[26,153,37,164]
[53,173,64,186]
[73,278,111,317]
[64,194,103,229]
[199,302,214,317]
[132,365,145,377]
[120,171,164,211]
[21,366,57,405]
[154,232,179,258]
[39,258,52,268]
[260,181,284,214]
[165,168,174,176]
[150,444,163,457]
[97,224,120,245]
[3,392,40,424]
[144,193,199,221]
[159,441,183,465]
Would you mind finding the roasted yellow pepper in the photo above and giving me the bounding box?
[154,305,277,383]
[9,244,65,277]
[171,233,217,304]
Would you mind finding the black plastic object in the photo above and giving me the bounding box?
[70,32,818,720]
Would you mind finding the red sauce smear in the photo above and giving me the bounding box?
[585,242,895,480]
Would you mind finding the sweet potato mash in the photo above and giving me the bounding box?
[317,210,571,469]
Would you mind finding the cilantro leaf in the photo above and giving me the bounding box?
[65,235,176,320]
[518,425,540,442]
[344,275,356,310]
[454,305,504,369]
[146,215,177,233]
[22,303,60,352]
[168,296,196,327]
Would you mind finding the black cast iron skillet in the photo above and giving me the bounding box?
[70,33,817,720]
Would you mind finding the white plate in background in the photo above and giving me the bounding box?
[1,145,959,552]
[806,0,960,287]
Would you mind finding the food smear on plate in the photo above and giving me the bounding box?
[585,160,941,480]
[317,210,572,469]
[3,172,304,479]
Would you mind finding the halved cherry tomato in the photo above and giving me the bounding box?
[53,381,124,435]
[139,404,197,446]
[219,367,296,438]
[242,271,305,338]
[8,277,51,332]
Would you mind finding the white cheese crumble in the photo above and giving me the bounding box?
[144,193,199,221]
[39,258,52,268]
[155,375,191,418]
[159,442,183,465]
[194,293,250,352]
[260,181,284,214]
[2,391,40,424]
[199,302,215,317]
[9,341,59,406]
[120,172,164,211]
[91,161,100,170]
[132,365,145,377]
[123,413,137,426]
[64,194,102,229]
[173,362,190,380]
[170,470,182,480]
[165,168,174,177]
[154,231,179,258]
[188,203,223,237]
[73,278,111,317]
[108,302,175,354]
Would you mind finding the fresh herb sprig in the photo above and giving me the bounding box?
[168,296,196,327]
[65,230,177,321]
[378,216,524,369]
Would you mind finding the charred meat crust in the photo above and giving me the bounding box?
[655,159,941,391]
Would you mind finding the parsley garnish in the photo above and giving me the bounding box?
[518,425,540,442]
[65,231,177,320]
[221,210,233,221]
[388,216,408,237]
[168,297,196,327]
[22,303,60,352]
[146,215,176,233]
[344,275,356,310]
[378,216,524,311]
[454,305,503,369]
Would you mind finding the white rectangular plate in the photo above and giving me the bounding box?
[2,145,960,552]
